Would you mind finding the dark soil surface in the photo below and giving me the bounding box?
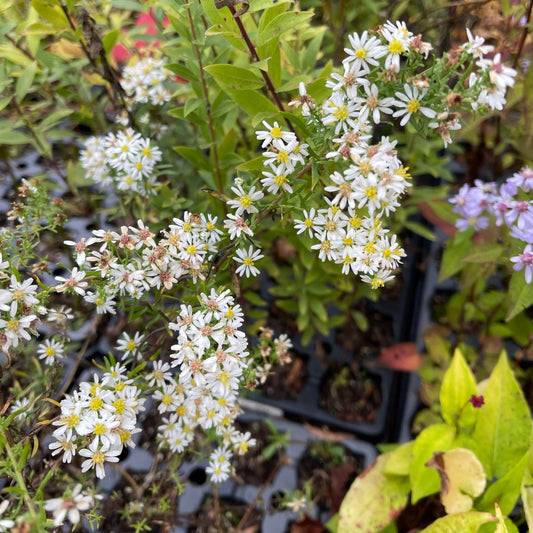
[296,441,364,513]
[232,419,282,486]
[319,363,382,423]
[187,496,263,533]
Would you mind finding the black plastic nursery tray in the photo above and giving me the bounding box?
[253,233,427,444]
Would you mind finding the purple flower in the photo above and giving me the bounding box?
[510,225,533,244]
[510,244,533,283]
[456,215,489,232]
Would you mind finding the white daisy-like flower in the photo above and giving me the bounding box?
[227,184,264,216]
[461,28,494,58]
[255,120,296,148]
[343,30,387,72]
[392,84,436,126]
[233,246,264,278]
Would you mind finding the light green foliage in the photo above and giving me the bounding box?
[335,349,533,532]
[337,454,410,533]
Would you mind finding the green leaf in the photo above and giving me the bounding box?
[462,243,505,263]
[410,424,456,503]
[478,450,528,515]
[256,10,314,46]
[166,62,197,82]
[0,45,33,66]
[0,96,12,112]
[472,351,531,480]
[31,0,69,29]
[15,61,37,103]
[338,454,410,533]
[383,441,414,477]
[222,88,278,117]
[440,348,478,427]
[174,146,211,171]
[438,229,474,281]
[419,512,496,533]
[0,129,32,145]
[111,0,146,10]
[204,64,264,90]
[521,461,533,532]
[39,109,73,130]
[506,270,533,321]
[102,28,120,55]
[403,220,435,241]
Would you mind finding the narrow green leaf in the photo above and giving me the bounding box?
[102,28,120,55]
[403,220,435,241]
[111,0,146,11]
[31,0,69,29]
[462,243,505,263]
[506,270,533,321]
[222,87,278,117]
[15,61,37,103]
[0,45,33,66]
[174,146,211,171]
[0,96,12,112]
[204,64,264,90]
[473,351,531,480]
[39,109,73,130]
[0,129,32,145]
[166,62,197,82]
[256,10,314,46]
[440,348,478,427]
[438,229,474,281]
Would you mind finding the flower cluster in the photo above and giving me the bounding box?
[49,363,145,478]
[450,167,533,282]
[58,213,222,314]
[150,289,255,482]
[0,270,41,352]
[44,484,101,527]
[283,21,517,288]
[121,57,172,107]
[79,128,162,196]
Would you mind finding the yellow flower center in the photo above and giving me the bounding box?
[406,99,420,114]
[388,39,405,54]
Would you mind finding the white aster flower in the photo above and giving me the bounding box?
[393,83,436,126]
[227,184,264,216]
[234,246,264,278]
[343,30,387,72]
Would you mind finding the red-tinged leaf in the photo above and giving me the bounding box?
[377,342,423,371]
[290,515,324,533]
[418,200,456,236]
[329,463,357,513]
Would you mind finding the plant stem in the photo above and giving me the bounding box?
[2,436,39,519]
[234,454,288,532]
[185,0,225,204]
[229,6,296,134]
[513,0,533,69]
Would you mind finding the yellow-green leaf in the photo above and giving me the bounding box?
[338,454,410,533]
[420,512,496,532]
[472,351,531,480]
[410,423,456,503]
[15,61,37,103]
[440,348,478,427]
